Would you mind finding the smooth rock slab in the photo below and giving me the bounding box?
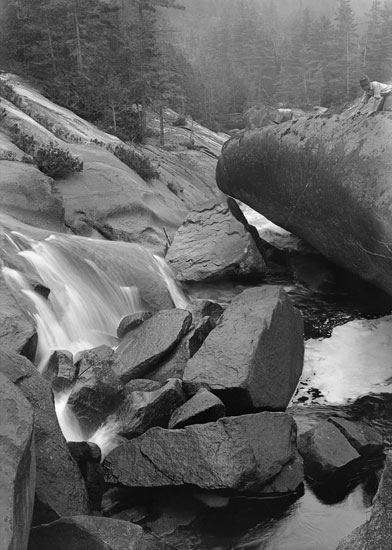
[298,421,360,482]
[0,350,89,525]
[104,412,303,495]
[184,286,304,413]
[113,309,192,383]
[28,515,170,550]
[0,372,35,550]
[166,199,266,282]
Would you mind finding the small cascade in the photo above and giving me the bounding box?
[1,222,188,456]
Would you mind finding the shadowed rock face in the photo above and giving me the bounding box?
[336,453,392,550]
[0,372,35,550]
[216,114,392,297]
[0,350,89,525]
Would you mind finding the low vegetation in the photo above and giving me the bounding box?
[112,144,159,181]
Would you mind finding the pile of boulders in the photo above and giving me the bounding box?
[1,283,305,549]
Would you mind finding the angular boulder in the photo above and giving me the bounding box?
[168,389,225,429]
[117,311,153,339]
[166,199,266,282]
[0,373,35,550]
[68,346,125,434]
[0,350,89,524]
[115,379,185,438]
[28,516,170,550]
[298,421,360,482]
[216,115,392,297]
[104,412,303,495]
[183,286,304,413]
[336,453,392,550]
[328,417,384,457]
[146,300,223,382]
[113,309,192,383]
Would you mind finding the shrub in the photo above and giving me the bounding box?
[11,127,83,178]
[112,144,159,181]
[34,142,83,178]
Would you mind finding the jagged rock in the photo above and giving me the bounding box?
[328,417,384,457]
[0,349,89,525]
[336,453,392,550]
[183,286,304,414]
[117,311,153,339]
[168,389,225,429]
[113,309,192,383]
[115,379,185,439]
[103,412,303,496]
[298,421,360,483]
[0,275,37,358]
[146,301,223,383]
[43,349,76,391]
[0,160,65,232]
[216,115,392,297]
[166,199,266,282]
[0,372,35,550]
[28,516,171,550]
[185,299,224,327]
[68,346,125,434]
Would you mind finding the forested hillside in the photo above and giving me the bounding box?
[1,0,392,134]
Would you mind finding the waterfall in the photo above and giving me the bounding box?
[1,222,188,456]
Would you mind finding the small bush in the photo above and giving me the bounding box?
[112,144,159,181]
[11,128,83,178]
[34,142,83,178]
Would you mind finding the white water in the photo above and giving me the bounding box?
[294,315,392,405]
[1,224,188,454]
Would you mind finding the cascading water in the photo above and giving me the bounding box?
[1,222,188,457]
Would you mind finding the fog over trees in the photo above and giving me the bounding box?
[1,0,391,134]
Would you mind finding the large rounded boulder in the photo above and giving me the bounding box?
[216,113,392,296]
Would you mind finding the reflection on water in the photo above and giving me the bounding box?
[162,479,375,550]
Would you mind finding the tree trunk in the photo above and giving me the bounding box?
[160,104,165,146]
[45,16,57,75]
[73,5,83,74]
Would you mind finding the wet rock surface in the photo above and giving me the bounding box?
[0,372,35,550]
[68,346,125,434]
[104,412,303,495]
[184,286,304,414]
[0,349,89,524]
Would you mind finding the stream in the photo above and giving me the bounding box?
[2,206,392,550]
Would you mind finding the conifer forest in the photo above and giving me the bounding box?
[1,0,392,135]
